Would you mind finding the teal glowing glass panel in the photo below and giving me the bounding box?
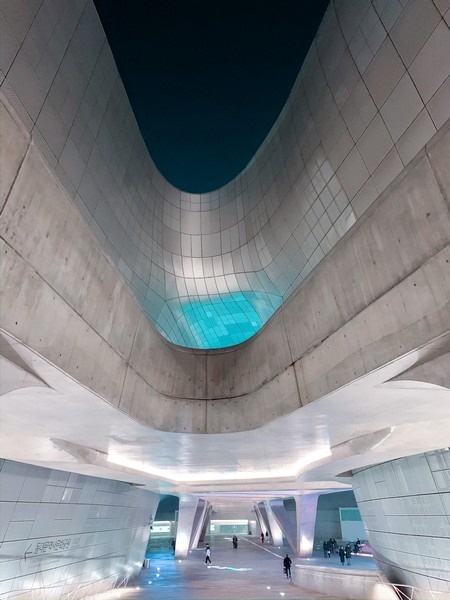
[158,291,282,349]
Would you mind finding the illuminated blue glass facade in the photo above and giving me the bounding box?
[161,292,282,349]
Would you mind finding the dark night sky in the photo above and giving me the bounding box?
[94,0,330,193]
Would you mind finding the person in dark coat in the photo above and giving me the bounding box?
[283,554,292,579]
[323,540,328,558]
[261,532,265,543]
[345,543,352,565]
[338,546,345,565]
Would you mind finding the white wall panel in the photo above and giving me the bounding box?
[0,460,158,600]
[353,449,450,595]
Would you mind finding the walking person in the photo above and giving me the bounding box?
[265,531,270,544]
[338,546,345,566]
[205,544,211,565]
[345,543,352,566]
[323,540,328,558]
[283,553,292,579]
[261,532,264,543]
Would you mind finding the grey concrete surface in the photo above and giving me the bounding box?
[1,93,449,437]
[1,0,448,354]
[86,539,337,600]
[1,1,449,597]
[1,91,450,503]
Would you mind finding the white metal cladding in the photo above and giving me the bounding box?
[1,0,449,347]
[0,459,158,599]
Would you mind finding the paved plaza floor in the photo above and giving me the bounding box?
[86,536,377,600]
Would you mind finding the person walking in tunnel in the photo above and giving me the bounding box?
[205,544,211,565]
[261,532,264,543]
[338,546,345,566]
[283,553,292,579]
[265,530,269,543]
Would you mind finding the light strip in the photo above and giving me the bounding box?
[106,448,331,483]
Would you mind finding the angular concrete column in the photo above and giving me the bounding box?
[264,500,284,546]
[190,499,209,550]
[268,494,319,557]
[198,504,212,543]
[268,498,297,554]
[295,493,319,558]
[258,502,270,538]
[175,496,200,558]
[254,503,268,537]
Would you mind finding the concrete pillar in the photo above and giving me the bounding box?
[258,502,270,539]
[175,496,200,558]
[189,498,207,549]
[199,505,212,543]
[268,494,318,557]
[268,498,297,554]
[264,500,284,546]
[170,520,177,538]
[190,500,209,550]
[254,504,267,538]
[295,493,319,558]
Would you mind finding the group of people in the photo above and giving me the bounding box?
[338,544,353,566]
[323,538,361,566]
[260,531,270,543]
[322,538,337,557]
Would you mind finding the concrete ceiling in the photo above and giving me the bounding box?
[1,329,449,504]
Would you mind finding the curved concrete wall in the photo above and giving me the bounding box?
[1,0,449,348]
[1,92,449,433]
[353,448,450,598]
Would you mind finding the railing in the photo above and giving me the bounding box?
[293,563,449,600]
[388,584,447,600]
